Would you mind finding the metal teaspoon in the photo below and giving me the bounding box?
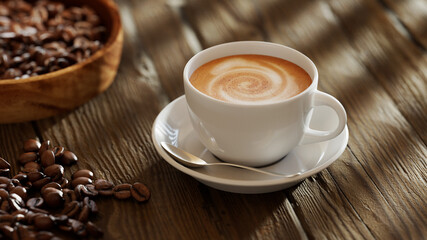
[160,142,302,178]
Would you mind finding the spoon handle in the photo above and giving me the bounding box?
[207,162,301,178]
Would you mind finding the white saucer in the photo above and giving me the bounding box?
[151,96,349,194]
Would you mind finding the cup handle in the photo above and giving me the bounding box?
[299,90,347,145]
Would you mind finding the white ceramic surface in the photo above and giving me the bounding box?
[184,41,347,167]
[151,96,349,194]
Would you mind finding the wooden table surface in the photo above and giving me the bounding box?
[1,0,426,239]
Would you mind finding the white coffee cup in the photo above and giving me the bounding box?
[184,41,347,167]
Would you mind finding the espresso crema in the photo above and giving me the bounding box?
[189,54,312,104]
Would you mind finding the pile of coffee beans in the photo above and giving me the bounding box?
[0,0,106,80]
[0,139,151,239]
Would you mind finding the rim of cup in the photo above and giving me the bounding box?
[183,41,319,107]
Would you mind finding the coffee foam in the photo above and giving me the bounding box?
[190,55,312,104]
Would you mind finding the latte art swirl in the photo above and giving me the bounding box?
[190,55,312,104]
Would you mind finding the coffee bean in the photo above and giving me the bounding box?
[72,169,93,180]
[8,193,25,211]
[42,187,64,209]
[26,197,44,208]
[83,197,98,214]
[32,177,51,189]
[24,161,41,171]
[41,182,61,195]
[10,186,27,201]
[41,150,55,168]
[71,177,92,188]
[57,177,69,189]
[18,152,38,165]
[0,177,10,185]
[0,138,152,238]
[34,214,54,230]
[78,205,90,223]
[70,218,87,237]
[23,139,41,152]
[0,189,9,199]
[12,173,28,184]
[27,172,44,182]
[52,146,64,159]
[94,179,114,190]
[43,164,64,182]
[61,201,80,218]
[38,140,51,156]
[60,151,78,165]
[113,183,132,200]
[131,182,151,203]
[82,184,98,198]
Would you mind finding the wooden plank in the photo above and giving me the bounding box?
[257,0,427,239]
[130,0,196,101]
[182,0,264,47]
[381,0,427,49]
[330,0,427,144]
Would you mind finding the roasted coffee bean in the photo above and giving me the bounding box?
[57,177,69,189]
[41,182,61,195]
[42,188,64,209]
[34,214,54,230]
[32,177,51,189]
[21,167,39,174]
[94,179,114,190]
[82,184,98,198]
[43,164,64,182]
[113,183,132,200]
[71,177,92,188]
[61,201,80,218]
[27,172,44,182]
[78,205,90,223]
[0,177,10,185]
[72,169,93,180]
[8,193,25,211]
[52,146,64,159]
[18,152,38,165]
[60,151,78,165]
[38,140,51,157]
[86,221,103,238]
[12,173,28,184]
[10,186,27,201]
[131,182,151,203]
[26,197,44,209]
[70,218,87,237]
[23,139,41,152]
[24,161,42,171]
[83,197,98,214]
[0,189,9,199]
[41,150,55,168]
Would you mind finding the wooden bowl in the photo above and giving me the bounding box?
[0,0,123,123]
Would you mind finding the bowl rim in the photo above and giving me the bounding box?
[0,0,122,85]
